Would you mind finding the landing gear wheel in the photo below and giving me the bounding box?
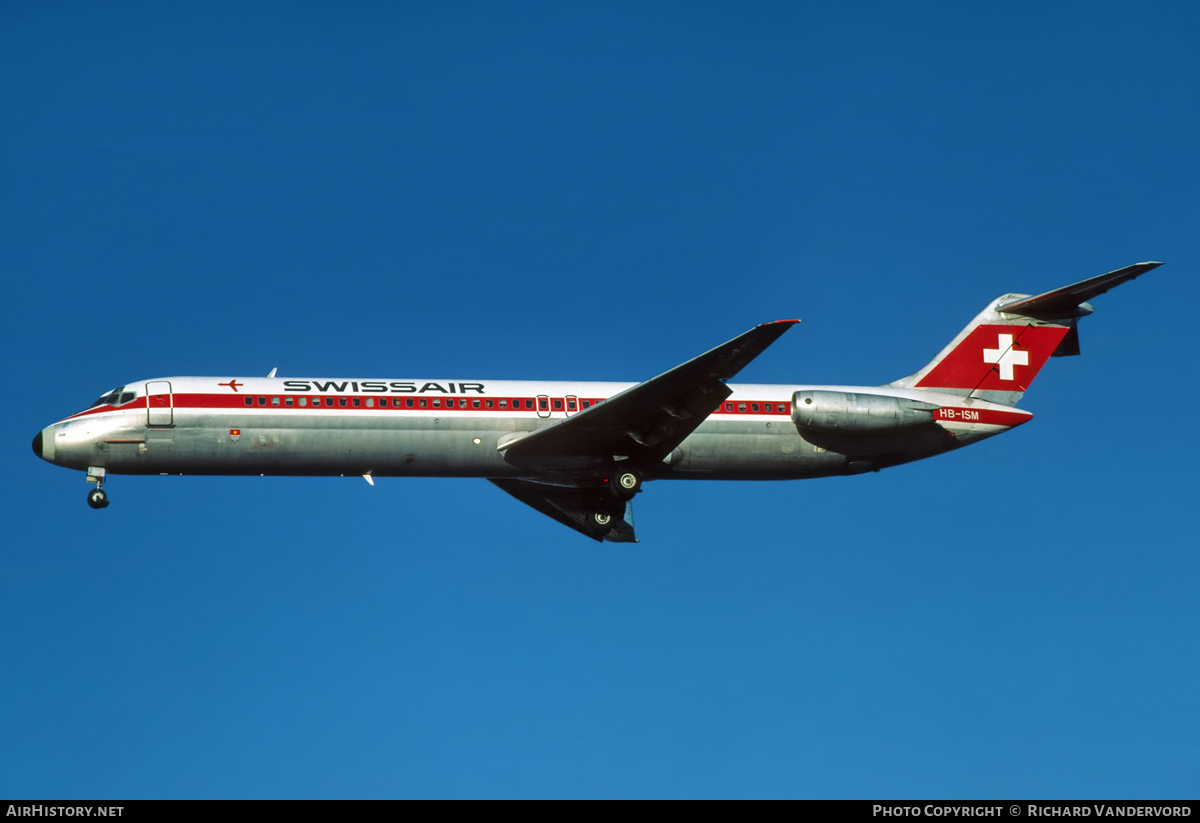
[587,509,616,537]
[610,470,641,501]
[87,488,109,509]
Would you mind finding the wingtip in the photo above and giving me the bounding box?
[762,319,801,326]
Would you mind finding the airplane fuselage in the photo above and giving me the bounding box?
[35,376,1029,483]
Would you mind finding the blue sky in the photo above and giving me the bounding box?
[3,1,1198,799]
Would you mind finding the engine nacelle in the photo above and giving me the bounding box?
[792,390,939,434]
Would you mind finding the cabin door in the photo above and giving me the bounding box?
[146,381,174,427]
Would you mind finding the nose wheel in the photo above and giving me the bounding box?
[85,466,109,509]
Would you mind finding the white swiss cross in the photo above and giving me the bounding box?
[982,333,1029,381]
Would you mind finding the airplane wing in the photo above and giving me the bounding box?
[489,479,638,543]
[500,320,799,473]
[998,262,1163,318]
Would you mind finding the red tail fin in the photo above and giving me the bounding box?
[914,322,1069,395]
[890,262,1162,405]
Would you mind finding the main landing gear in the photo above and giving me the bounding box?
[86,467,109,509]
[587,470,643,538]
[610,469,642,501]
[587,509,617,536]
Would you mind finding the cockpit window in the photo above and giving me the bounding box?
[87,386,125,409]
[83,386,137,411]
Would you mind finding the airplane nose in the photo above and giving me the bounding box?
[32,427,55,462]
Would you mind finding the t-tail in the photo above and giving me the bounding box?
[889,262,1163,405]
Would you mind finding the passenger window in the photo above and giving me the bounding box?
[751,403,759,412]
[552,399,563,411]
[566,398,576,411]
[725,402,733,411]
[738,402,746,412]
[499,399,507,409]
[538,398,548,411]
[258,397,267,406]
[272,397,280,406]
[485,399,493,409]
[582,400,591,409]
[245,397,253,406]
[299,397,307,407]
[473,399,481,409]
[407,398,416,408]
[527,399,535,409]
[365,398,373,407]
[432,399,441,408]
[285,397,293,406]
[353,398,361,407]
[325,397,334,407]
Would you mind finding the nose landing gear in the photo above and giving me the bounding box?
[86,467,109,509]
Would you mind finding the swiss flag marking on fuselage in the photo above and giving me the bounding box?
[914,324,1069,392]
[982,334,1029,381]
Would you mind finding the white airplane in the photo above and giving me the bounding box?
[33,262,1161,542]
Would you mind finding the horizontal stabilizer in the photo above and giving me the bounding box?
[997,262,1163,319]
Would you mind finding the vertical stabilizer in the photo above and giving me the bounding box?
[889,262,1162,405]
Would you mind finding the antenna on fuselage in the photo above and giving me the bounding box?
[267,368,277,378]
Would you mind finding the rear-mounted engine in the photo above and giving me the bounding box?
[791,390,939,434]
